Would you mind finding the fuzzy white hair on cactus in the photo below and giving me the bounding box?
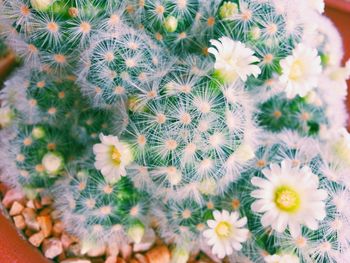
[93,134,133,183]
[251,160,327,238]
[208,37,261,83]
[307,0,325,14]
[203,210,249,259]
[279,44,322,98]
[264,253,299,263]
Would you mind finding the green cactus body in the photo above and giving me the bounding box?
[120,74,257,203]
[53,165,149,245]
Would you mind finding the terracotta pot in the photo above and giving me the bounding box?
[0,212,48,262]
[325,0,350,127]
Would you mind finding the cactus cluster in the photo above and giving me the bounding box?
[122,75,257,203]
[1,0,350,262]
[53,164,149,247]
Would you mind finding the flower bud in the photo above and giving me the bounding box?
[164,16,178,33]
[199,178,217,195]
[32,126,46,139]
[0,106,14,128]
[171,247,190,263]
[219,2,238,19]
[42,152,64,175]
[332,129,350,165]
[234,144,255,163]
[128,222,145,244]
[31,0,53,11]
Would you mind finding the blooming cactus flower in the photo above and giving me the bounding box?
[209,37,261,83]
[251,160,327,237]
[93,134,133,183]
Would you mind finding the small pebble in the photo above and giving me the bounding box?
[29,231,45,247]
[22,207,40,231]
[41,195,53,206]
[9,201,24,216]
[61,232,75,249]
[87,243,106,258]
[145,246,170,263]
[13,215,26,230]
[37,215,52,237]
[61,259,92,263]
[53,221,64,236]
[2,188,24,208]
[105,255,117,263]
[120,244,132,261]
[42,238,63,259]
[106,242,119,257]
[134,254,149,263]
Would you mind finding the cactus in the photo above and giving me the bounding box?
[0,0,128,72]
[127,0,201,54]
[1,0,350,261]
[0,123,82,197]
[211,0,317,87]
[216,131,350,262]
[257,92,327,136]
[78,24,171,106]
[121,74,258,203]
[53,163,150,246]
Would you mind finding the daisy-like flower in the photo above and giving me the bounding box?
[208,37,261,83]
[93,134,133,183]
[251,160,327,238]
[203,210,249,259]
[279,44,322,98]
[264,253,299,263]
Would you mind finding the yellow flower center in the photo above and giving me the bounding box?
[274,186,301,213]
[111,146,122,166]
[215,221,232,238]
[289,59,305,81]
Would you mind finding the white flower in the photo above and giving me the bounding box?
[279,44,322,98]
[42,152,63,175]
[307,0,325,13]
[264,254,299,263]
[251,160,327,238]
[93,134,133,183]
[208,37,261,83]
[332,128,350,165]
[203,210,249,259]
